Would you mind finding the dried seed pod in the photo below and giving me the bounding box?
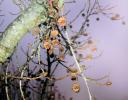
[70,73,78,81]
[71,76,77,81]
[111,14,120,20]
[106,81,112,86]
[52,39,60,46]
[69,68,79,81]
[43,41,51,49]
[51,30,59,37]
[91,47,97,52]
[82,13,85,17]
[58,16,66,26]
[72,82,80,93]
[70,68,78,73]
[96,17,100,21]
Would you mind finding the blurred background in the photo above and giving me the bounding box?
[0,0,128,100]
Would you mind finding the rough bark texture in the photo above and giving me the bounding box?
[0,0,64,63]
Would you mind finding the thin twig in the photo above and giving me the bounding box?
[65,30,92,100]
[5,64,10,100]
[19,67,26,100]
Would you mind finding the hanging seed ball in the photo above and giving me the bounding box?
[52,39,60,46]
[91,47,97,52]
[111,14,120,20]
[106,81,112,86]
[51,30,59,37]
[69,25,73,28]
[69,68,79,81]
[58,16,66,26]
[71,76,77,81]
[86,19,89,22]
[96,17,100,21]
[43,41,51,49]
[82,13,85,17]
[86,23,90,27]
[70,73,78,81]
[72,82,80,93]
[70,72,77,77]
[70,68,78,73]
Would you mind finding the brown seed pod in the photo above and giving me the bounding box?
[106,81,112,86]
[69,68,78,73]
[111,14,121,20]
[72,82,80,93]
[43,41,51,49]
[51,30,59,37]
[71,76,78,81]
[52,39,60,46]
[58,16,66,26]
[70,68,79,81]
[91,47,97,52]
